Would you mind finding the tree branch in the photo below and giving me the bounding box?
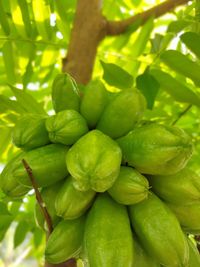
[22,159,53,235]
[106,0,191,36]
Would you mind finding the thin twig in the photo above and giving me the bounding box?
[171,104,192,125]
[22,159,53,235]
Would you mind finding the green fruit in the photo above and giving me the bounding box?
[133,234,159,267]
[66,130,122,192]
[149,168,200,205]
[84,194,134,267]
[187,237,200,267]
[97,89,146,139]
[108,166,149,205]
[34,181,63,230]
[13,144,69,188]
[129,193,189,267]
[80,80,109,129]
[45,216,85,264]
[117,123,193,175]
[167,202,200,234]
[51,73,80,113]
[45,110,88,145]
[12,114,50,150]
[55,176,95,220]
[0,153,29,198]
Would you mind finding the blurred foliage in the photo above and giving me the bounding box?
[0,0,200,265]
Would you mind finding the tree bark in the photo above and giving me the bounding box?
[106,0,190,36]
[63,0,190,85]
[62,0,107,84]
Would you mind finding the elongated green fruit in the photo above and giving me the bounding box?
[108,166,149,205]
[129,193,189,267]
[0,153,29,198]
[13,144,69,187]
[167,202,200,234]
[84,194,134,267]
[66,130,122,192]
[46,110,88,145]
[117,123,193,175]
[52,73,80,112]
[149,168,200,205]
[133,234,159,267]
[45,216,85,264]
[97,89,146,139]
[34,181,63,230]
[55,176,95,220]
[187,237,200,267]
[13,113,50,150]
[80,80,109,129]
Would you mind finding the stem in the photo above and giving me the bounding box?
[171,104,192,126]
[106,0,190,35]
[22,159,53,235]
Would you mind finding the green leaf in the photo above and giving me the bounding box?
[150,68,200,107]
[14,221,29,248]
[0,95,25,114]
[9,85,46,115]
[100,61,133,89]
[167,20,190,33]
[0,216,13,241]
[33,228,44,248]
[136,70,159,109]
[161,50,200,87]
[0,127,12,156]
[180,32,200,59]
[0,0,10,35]
[32,0,52,40]
[0,202,10,216]
[131,17,154,74]
[10,0,27,38]
[2,41,17,85]
[18,0,33,37]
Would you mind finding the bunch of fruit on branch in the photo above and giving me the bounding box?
[1,73,200,267]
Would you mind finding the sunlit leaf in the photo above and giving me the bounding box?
[10,0,27,38]
[2,41,17,85]
[136,70,159,109]
[14,221,29,248]
[9,85,46,115]
[161,50,200,87]
[100,60,133,89]
[150,68,200,107]
[18,0,33,38]
[181,32,200,59]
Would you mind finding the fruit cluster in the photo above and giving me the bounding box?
[1,73,200,267]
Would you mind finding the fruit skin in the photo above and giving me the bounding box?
[55,176,95,220]
[167,202,200,234]
[45,110,88,146]
[0,152,29,198]
[129,193,189,267]
[149,168,200,205]
[12,113,50,150]
[66,130,122,192]
[108,166,149,205]
[84,193,134,267]
[34,181,63,231]
[13,144,69,188]
[117,123,193,175]
[80,80,109,129]
[97,89,146,139]
[51,73,80,113]
[45,216,85,264]
[187,237,200,267]
[132,233,159,267]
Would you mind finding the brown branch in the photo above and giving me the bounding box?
[106,0,191,36]
[62,0,107,84]
[22,159,53,235]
